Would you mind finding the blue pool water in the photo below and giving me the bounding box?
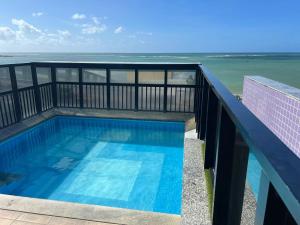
[0,116,185,214]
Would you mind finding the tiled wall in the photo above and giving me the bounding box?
[242,77,300,158]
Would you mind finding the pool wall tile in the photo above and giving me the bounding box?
[243,76,300,158]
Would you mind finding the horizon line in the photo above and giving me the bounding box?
[1,51,300,54]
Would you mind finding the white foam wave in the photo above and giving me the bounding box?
[206,54,267,58]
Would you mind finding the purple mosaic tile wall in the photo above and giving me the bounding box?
[242,76,300,158]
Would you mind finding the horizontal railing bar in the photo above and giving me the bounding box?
[0,84,51,96]
[0,90,14,96]
[139,84,199,88]
[1,62,200,74]
[17,86,35,91]
[138,84,164,87]
[167,84,199,87]
[0,63,32,68]
[55,82,199,88]
[200,65,300,222]
[82,82,107,85]
[56,82,80,85]
[136,109,194,113]
[32,62,200,70]
[38,82,53,87]
[110,83,135,86]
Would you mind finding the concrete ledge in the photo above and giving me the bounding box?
[0,194,180,225]
[182,138,211,225]
[0,108,194,142]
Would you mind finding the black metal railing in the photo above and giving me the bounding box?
[56,82,80,108]
[0,91,16,128]
[195,65,300,225]
[0,62,299,225]
[109,83,135,110]
[0,62,198,128]
[18,86,37,119]
[83,82,107,109]
[39,82,53,111]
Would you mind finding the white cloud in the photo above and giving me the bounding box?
[126,32,152,40]
[72,13,86,20]
[0,26,16,40]
[114,26,123,34]
[32,12,43,17]
[82,24,106,34]
[91,17,100,25]
[57,30,71,38]
[0,18,72,47]
[137,32,153,36]
[44,30,71,44]
[12,18,42,34]
[80,17,107,35]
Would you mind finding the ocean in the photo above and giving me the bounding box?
[1,52,300,94]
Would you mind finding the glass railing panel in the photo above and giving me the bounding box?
[0,67,11,93]
[15,66,33,88]
[56,68,79,82]
[83,69,106,83]
[167,70,196,85]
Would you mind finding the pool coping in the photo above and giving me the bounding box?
[0,194,180,225]
[0,108,198,225]
[0,108,194,142]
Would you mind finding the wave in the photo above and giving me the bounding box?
[141,55,191,59]
[117,55,191,59]
[206,54,267,58]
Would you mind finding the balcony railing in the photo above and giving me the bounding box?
[0,62,299,225]
[0,62,199,128]
[196,65,299,225]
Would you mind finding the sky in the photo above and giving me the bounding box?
[0,0,300,53]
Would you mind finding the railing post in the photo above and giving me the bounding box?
[194,69,199,116]
[163,69,168,112]
[106,68,111,110]
[199,79,209,139]
[79,67,83,108]
[212,107,249,225]
[256,174,298,225]
[204,89,221,169]
[9,65,21,122]
[255,171,270,225]
[135,69,139,111]
[51,66,57,107]
[31,63,42,113]
[196,74,203,133]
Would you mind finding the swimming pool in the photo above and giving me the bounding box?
[0,116,185,214]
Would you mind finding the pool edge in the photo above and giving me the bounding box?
[0,194,180,225]
[0,108,198,224]
[0,108,194,142]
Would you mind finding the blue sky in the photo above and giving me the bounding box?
[0,0,299,52]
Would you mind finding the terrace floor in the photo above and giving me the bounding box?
[0,109,255,225]
[0,208,118,225]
